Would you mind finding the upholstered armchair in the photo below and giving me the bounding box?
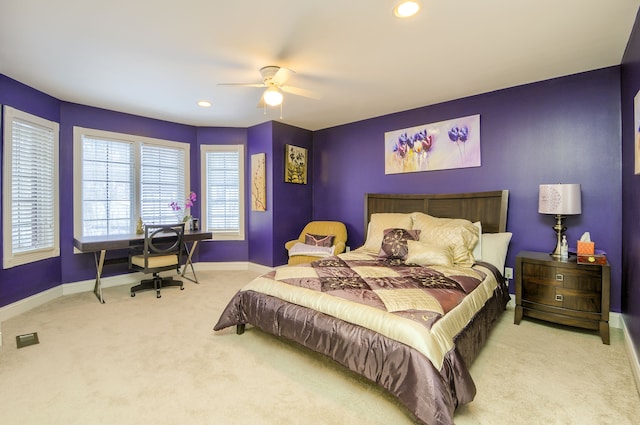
[284,221,348,265]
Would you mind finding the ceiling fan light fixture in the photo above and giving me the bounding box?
[264,86,283,106]
[393,1,421,18]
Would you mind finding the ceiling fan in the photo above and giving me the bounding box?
[218,66,320,108]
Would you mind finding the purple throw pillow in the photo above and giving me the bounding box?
[378,228,421,260]
[305,233,335,247]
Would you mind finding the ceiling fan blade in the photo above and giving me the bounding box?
[281,85,321,100]
[217,83,266,88]
[271,67,294,86]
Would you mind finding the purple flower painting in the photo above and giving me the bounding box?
[384,114,481,174]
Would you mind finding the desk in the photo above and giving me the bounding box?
[73,230,213,303]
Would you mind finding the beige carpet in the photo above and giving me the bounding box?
[0,269,638,425]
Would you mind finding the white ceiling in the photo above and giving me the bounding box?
[1,1,638,131]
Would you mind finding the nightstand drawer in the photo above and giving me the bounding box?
[522,263,602,292]
[521,281,600,312]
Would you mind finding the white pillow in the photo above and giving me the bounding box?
[405,240,454,267]
[481,232,512,274]
[472,221,482,261]
[363,213,413,251]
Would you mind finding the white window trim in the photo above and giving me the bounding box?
[73,126,190,240]
[200,144,245,241]
[2,106,60,268]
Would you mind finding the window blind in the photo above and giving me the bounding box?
[81,137,134,236]
[206,150,240,233]
[11,119,56,252]
[141,144,185,224]
[3,106,60,269]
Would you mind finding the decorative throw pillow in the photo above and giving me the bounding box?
[405,240,455,267]
[378,228,421,260]
[304,233,335,247]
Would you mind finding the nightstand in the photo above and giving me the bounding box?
[514,250,610,344]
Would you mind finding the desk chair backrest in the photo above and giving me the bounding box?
[130,223,185,273]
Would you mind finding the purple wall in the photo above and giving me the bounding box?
[247,121,313,267]
[621,11,640,359]
[0,61,630,322]
[248,122,275,266]
[0,76,62,306]
[271,121,313,266]
[0,77,253,307]
[313,67,623,311]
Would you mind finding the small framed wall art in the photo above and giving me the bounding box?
[284,144,307,184]
[251,153,266,211]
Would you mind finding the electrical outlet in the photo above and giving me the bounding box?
[504,267,513,280]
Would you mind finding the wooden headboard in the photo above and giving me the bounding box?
[364,190,509,233]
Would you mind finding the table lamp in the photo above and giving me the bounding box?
[538,184,581,258]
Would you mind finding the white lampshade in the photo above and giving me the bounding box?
[538,184,582,215]
[263,86,283,106]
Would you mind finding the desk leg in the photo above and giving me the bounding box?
[181,241,200,284]
[93,250,106,304]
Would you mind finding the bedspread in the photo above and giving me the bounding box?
[214,251,508,425]
[217,250,496,370]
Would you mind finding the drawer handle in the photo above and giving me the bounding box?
[555,294,564,302]
[555,274,564,281]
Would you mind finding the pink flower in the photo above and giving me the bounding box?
[169,192,197,218]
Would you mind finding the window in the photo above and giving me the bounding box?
[73,127,190,238]
[2,106,60,269]
[201,144,245,240]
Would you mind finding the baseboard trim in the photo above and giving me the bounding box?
[621,316,640,397]
[0,262,272,324]
[0,285,62,323]
[0,271,627,332]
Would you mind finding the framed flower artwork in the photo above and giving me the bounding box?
[384,114,481,174]
[284,144,307,184]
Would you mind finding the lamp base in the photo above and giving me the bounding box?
[550,214,566,259]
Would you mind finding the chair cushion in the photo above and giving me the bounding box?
[131,254,178,269]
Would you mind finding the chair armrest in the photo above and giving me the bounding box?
[334,241,346,254]
[285,239,300,250]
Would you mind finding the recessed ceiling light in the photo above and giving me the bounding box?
[394,1,421,18]
[197,100,212,108]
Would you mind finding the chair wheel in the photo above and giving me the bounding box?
[131,293,135,297]
[180,287,184,290]
[157,294,161,298]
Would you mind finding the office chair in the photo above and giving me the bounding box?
[129,223,185,298]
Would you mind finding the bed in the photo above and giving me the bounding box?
[214,190,511,425]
